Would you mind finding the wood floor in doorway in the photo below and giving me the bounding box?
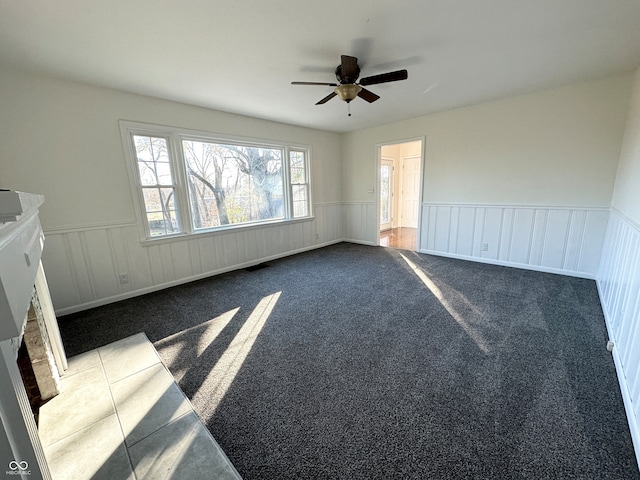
[380,227,417,250]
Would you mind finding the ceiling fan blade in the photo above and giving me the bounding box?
[341,55,359,80]
[292,81,339,86]
[316,92,337,105]
[359,69,408,86]
[357,88,380,103]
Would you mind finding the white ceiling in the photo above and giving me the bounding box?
[2,1,640,133]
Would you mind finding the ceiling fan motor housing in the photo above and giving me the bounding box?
[335,64,360,84]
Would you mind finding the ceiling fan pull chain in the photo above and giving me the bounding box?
[348,102,351,117]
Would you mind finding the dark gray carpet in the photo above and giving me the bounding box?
[59,242,639,479]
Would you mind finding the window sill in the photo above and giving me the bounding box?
[139,216,316,246]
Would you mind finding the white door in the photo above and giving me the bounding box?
[380,159,394,231]
[401,155,420,228]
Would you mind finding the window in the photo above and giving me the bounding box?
[132,135,181,237]
[289,150,309,218]
[121,122,312,240]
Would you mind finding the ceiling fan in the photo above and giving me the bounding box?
[292,55,408,111]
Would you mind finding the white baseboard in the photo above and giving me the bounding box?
[419,249,596,279]
[342,239,377,247]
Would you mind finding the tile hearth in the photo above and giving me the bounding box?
[38,333,241,479]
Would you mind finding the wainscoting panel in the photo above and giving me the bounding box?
[314,202,340,245]
[82,229,120,301]
[509,208,535,264]
[42,203,342,315]
[454,207,475,257]
[342,202,376,245]
[41,234,81,310]
[421,204,609,278]
[597,209,640,467]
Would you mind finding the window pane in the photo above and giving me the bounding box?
[143,187,180,236]
[289,150,306,183]
[182,140,284,230]
[133,135,173,186]
[292,185,308,217]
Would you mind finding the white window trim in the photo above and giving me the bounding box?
[119,120,313,243]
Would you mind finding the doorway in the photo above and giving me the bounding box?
[377,138,424,250]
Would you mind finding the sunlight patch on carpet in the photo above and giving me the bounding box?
[192,291,281,411]
[156,308,241,366]
[399,253,490,354]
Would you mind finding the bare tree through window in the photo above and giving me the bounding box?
[182,140,283,229]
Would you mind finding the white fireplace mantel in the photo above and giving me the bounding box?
[0,191,60,480]
[0,191,45,342]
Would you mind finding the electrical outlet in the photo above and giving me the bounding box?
[481,242,489,252]
[119,273,129,285]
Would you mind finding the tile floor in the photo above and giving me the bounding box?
[38,333,242,480]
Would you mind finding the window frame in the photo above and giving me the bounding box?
[120,121,313,243]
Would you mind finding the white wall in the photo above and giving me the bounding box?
[597,66,640,468]
[344,74,631,206]
[0,68,635,308]
[0,69,342,226]
[2,64,637,465]
[0,68,343,313]
[342,74,633,277]
[612,69,640,225]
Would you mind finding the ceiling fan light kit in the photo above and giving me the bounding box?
[335,84,362,102]
[292,54,408,115]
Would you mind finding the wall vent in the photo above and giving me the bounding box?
[245,263,270,272]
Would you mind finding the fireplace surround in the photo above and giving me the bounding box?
[0,191,67,480]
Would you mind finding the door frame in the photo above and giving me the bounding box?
[376,136,426,249]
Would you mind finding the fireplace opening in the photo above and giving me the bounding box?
[14,289,62,426]
[17,339,44,423]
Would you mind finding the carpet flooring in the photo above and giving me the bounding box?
[59,242,639,479]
